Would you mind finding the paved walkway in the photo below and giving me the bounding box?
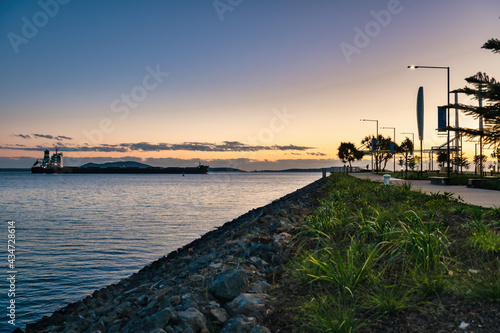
[350,173,500,208]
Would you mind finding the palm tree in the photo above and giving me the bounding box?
[452,156,470,173]
[361,135,394,172]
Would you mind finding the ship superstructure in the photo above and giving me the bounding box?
[34,148,63,168]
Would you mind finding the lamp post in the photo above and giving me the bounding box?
[478,86,484,178]
[408,65,451,178]
[361,119,378,172]
[475,143,479,175]
[381,126,396,172]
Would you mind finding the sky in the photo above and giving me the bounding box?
[1,0,499,170]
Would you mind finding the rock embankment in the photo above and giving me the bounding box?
[19,177,328,333]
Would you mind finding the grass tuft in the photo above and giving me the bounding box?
[298,240,379,296]
[301,296,364,333]
[464,269,500,301]
[399,212,449,272]
[364,278,416,315]
[471,230,500,253]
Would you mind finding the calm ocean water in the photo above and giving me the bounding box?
[0,171,321,332]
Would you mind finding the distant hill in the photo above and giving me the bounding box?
[80,161,153,168]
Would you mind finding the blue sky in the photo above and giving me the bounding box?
[1,0,499,170]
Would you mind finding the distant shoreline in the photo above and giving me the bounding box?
[0,167,327,173]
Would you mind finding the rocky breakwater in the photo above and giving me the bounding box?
[18,177,328,333]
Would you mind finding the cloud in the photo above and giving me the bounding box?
[12,134,31,139]
[12,133,73,141]
[1,141,313,153]
[32,134,56,140]
[32,134,73,141]
[123,141,314,152]
[274,144,312,151]
[307,152,327,156]
[0,146,44,151]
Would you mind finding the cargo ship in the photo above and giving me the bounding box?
[31,149,209,174]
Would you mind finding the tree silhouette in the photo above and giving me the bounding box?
[437,152,448,168]
[482,38,500,54]
[337,142,364,168]
[452,156,470,173]
[399,137,413,179]
[491,146,500,172]
[361,135,394,172]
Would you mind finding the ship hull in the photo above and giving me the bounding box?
[31,165,209,174]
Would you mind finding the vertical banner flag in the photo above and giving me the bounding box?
[438,107,447,133]
[371,138,377,151]
[416,86,424,141]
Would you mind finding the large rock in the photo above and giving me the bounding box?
[210,307,229,323]
[142,308,173,331]
[270,219,294,233]
[208,269,248,301]
[149,329,167,333]
[246,244,277,262]
[225,293,270,321]
[221,315,257,333]
[177,307,207,332]
[249,281,271,294]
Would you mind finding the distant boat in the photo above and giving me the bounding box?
[31,150,208,174]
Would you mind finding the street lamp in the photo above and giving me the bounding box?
[361,119,378,172]
[408,65,451,178]
[381,126,395,172]
[452,90,467,173]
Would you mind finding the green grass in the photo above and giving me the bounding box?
[399,212,449,272]
[287,174,499,332]
[300,296,364,333]
[471,230,500,253]
[297,240,379,296]
[464,269,500,301]
[414,270,447,297]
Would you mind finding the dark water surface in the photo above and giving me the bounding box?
[0,171,320,331]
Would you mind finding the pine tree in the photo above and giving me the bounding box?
[482,38,500,54]
[447,38,500,146]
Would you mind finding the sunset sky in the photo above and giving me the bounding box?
[1,0,499,170]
